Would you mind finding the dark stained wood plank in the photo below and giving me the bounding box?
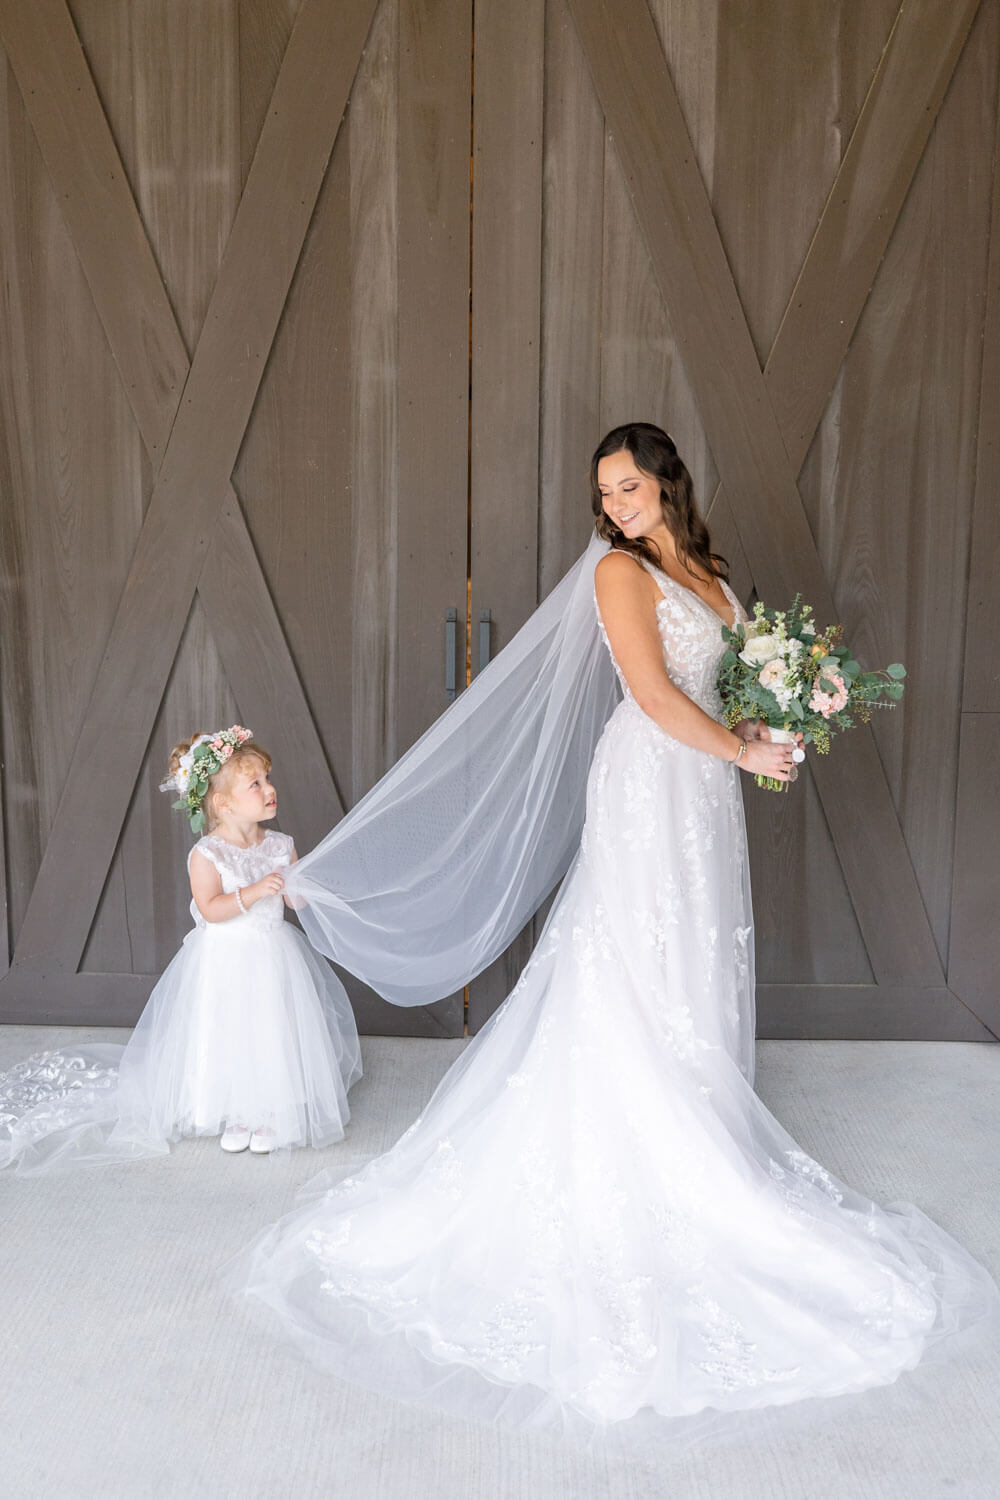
[0,959,469,1031]
[466,0,545,1033]
[469,0,545,658]
[0,0,188,460]
[395,0,472,764]
[569,0,830,603]
[5,0,377,976]
[0,54,52,949]
[598,3,723,512]
[948,62,1000,1032]
[567,0,946,992]
[146,600,241,973]
[200,501,344,830]
[764,0,983,467]
[0,708,6,972]
[756,984,994,1042]
[0,971,158,1024]
[961,27,1000,718]
[2,0,341,923]
[713,0,842,365]
[70,0,241,976]
[348,0,400,805]
[712,0,986,988]
[948,715,1000,1037]
[749,770,875,987]
[234,0,353,843]
[237,0,300,186]
[0,30,148,961]
[711,2,877,997]
[235,0,469,1035]
[828,2,998,963]
[538,0,605,595]
[392,0,473,1036]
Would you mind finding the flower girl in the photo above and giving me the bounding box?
[149,725,362,1153]
[0,726,361,1172]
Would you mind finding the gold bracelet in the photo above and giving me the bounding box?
[733,737,747,764]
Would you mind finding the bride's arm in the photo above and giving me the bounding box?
[594,552,796,781]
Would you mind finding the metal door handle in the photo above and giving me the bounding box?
[445,608,458,699]
[479,609,491,674]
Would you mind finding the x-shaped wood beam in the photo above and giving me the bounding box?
[1,0,379,975]
[569,0,982,996]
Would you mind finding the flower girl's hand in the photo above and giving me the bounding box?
[243,870,285,907]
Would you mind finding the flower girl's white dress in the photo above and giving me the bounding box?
[230,563,996,1432]
[0,830,361,1172]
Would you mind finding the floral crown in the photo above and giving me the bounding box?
[159,725,255,833]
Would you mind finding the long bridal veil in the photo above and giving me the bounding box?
[285,533,618,1005]
[0,536,615,1173]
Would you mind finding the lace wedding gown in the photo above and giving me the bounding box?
[232,562,996,1429]
[0,831,361,1172]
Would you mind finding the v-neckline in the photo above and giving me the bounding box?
[648,563,737,630]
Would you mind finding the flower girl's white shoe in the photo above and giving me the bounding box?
[249,1127,275,1155]
[221,1123,252,1153]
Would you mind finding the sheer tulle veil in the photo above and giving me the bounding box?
[0,536,614,1174]
[285,533,618,1006]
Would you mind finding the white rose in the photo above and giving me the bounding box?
[739,633,781,666]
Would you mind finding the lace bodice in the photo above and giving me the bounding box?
[597,557,745,719]
[189,830,294,932]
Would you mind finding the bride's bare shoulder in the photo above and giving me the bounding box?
[595,549,653,601]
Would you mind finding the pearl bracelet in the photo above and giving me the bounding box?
[235,888,247,916]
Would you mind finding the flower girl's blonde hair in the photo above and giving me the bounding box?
[164,728,271,832]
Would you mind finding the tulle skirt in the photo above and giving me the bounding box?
[1,921,362,1174]
[120,919,362,1146]
[226,710,998,1433]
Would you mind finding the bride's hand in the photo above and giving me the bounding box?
[734,719,769,743]
[739,737,799,781]
[735,720,805,753]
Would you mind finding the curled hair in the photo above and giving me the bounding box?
[165,733,272,830]
[590,422,728,581]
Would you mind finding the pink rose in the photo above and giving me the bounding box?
[809,671,848,718]
[211,737,223,750]
[759,660,784,690]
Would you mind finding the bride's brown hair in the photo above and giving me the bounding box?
[590,422,728,582]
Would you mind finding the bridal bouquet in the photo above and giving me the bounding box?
[716,596,906,791]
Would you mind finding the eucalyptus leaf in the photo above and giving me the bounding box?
[887,663,907,680]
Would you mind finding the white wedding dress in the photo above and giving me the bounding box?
[0,831,362,1172]
[232,561,996,1430]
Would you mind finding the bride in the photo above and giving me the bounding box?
[231,422,996,1430]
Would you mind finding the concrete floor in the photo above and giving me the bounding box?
[2,1027,999,1500]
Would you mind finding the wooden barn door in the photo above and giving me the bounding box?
[0,0,471,1035]
[467,0,999,1041]
[2,0,998,1043]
